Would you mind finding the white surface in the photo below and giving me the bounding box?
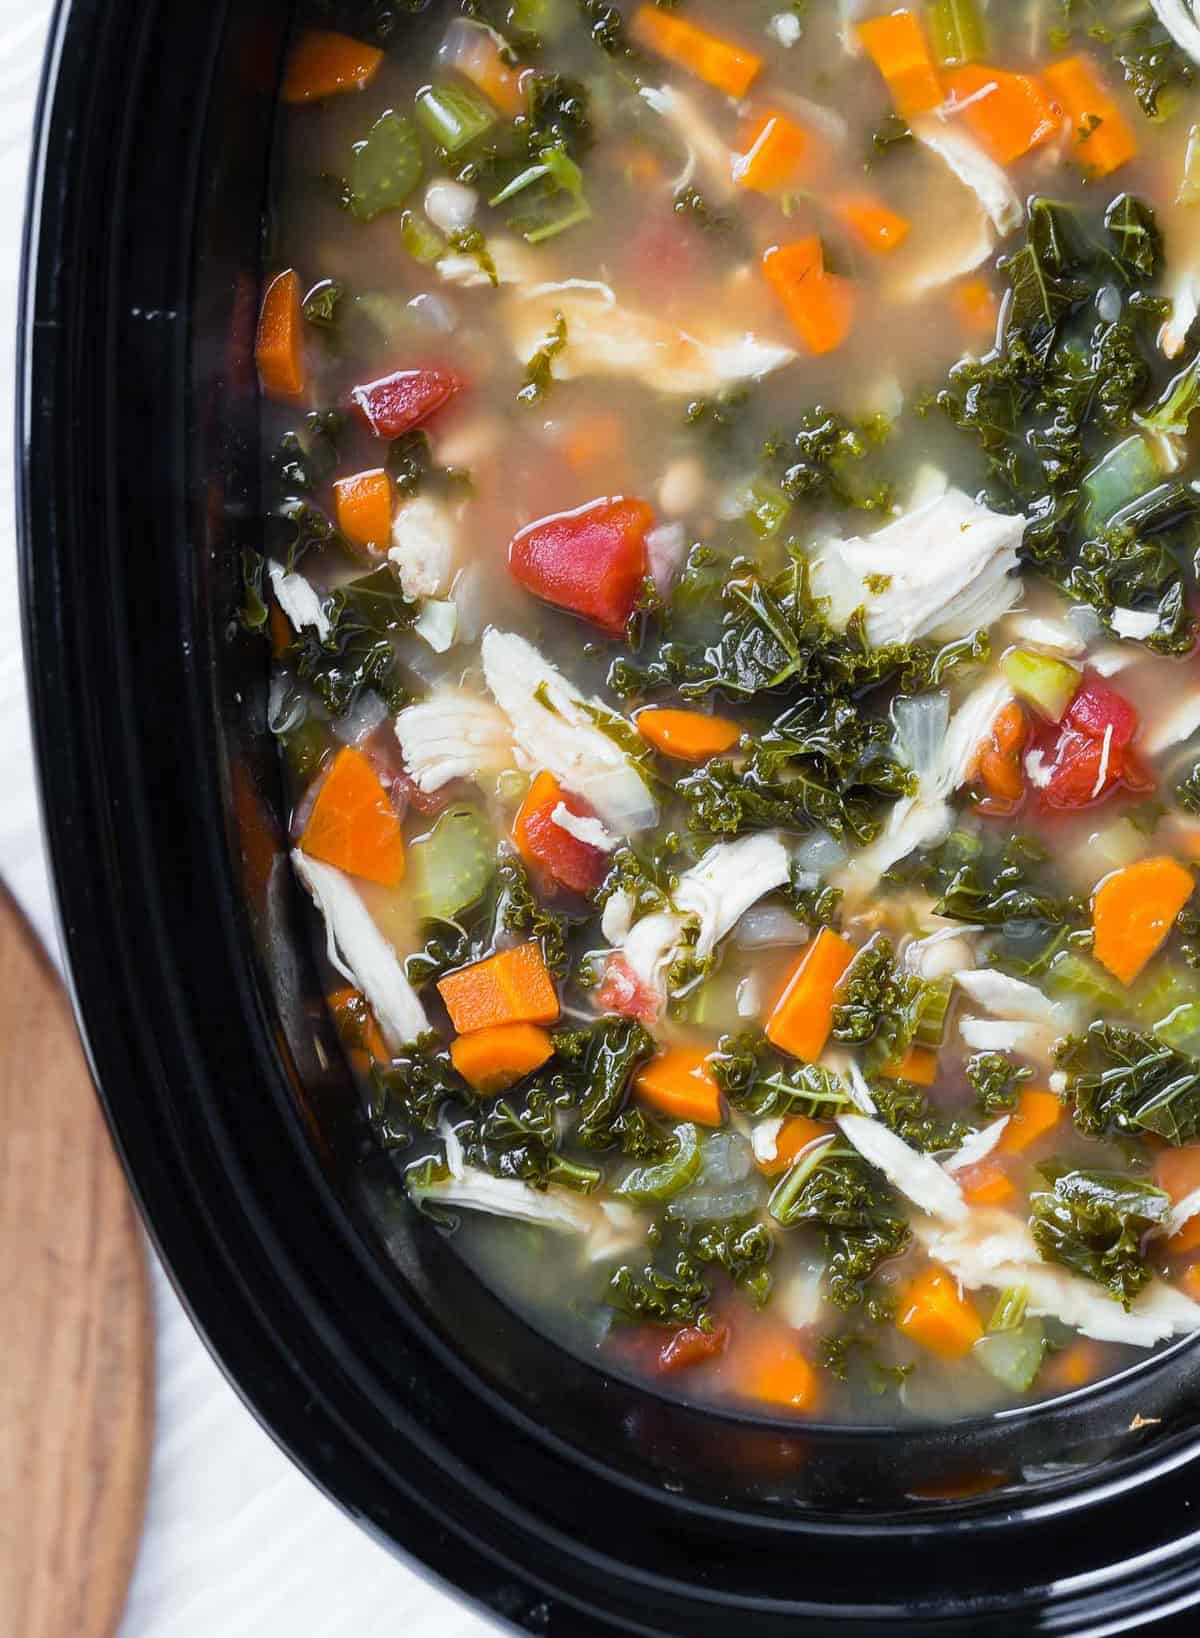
[0,6,494,1634]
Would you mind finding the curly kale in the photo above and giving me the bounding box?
[830,939,944,1073]
[966,1051,1033,1118]
[575,1018,657,1149]
[868,1080,967,1154]
[268,411,344,500]
[761,408,893,513]
[769,1148,910,1309]
[1058,1022,1200,1145]
[493,852,576,976]
[1178,763,1200,815]
[932,835,1086,932]
[710,1032,853,1120]
[368,1037,463,1149]
[1030,1163,1169,1306]
[292,563,417,715]
[683,1217,774,1307]
[608,1250,712,1327]
[466,1085,603,1191]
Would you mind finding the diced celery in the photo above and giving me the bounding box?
[1045,950,1128,1015]
[1180,123,1200,207]
[415,83,496,153]
[691,967,744,1033]
[615,1123,702,1202]
[1082,435,1162,530]
[510,0,565,37]
[987,1285,1028,1333]
[743,477,793,541]
[914,979,953,1048]
[1001,648,1080,723]
[928,0,986,65]
[408,805,496,921]
[974,1322,1045,1393]
[1136,966,1200,1056]
[1086,817,1148,876]
[400,208,447,265]
[348,111,423,222]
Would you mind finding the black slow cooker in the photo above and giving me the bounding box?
[18,1,1200,1631]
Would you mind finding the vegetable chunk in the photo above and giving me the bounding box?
[299,748,405,887]
[450,1023,555,1096]
[897,1266,983,1358]
[1092,857,1195,985]
[509,497,653,636]
[766,928,857,1062]
[438,943,560,1033]
[281,30,383,103]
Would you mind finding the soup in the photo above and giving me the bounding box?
[255,0,1200,1422]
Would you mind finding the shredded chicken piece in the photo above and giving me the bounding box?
[509,287,795,398]
[1145,693,1200,755]
[268,560,330,641]
[389,494,455,599]
[911,117,1024,237]
[810,488,1024,648]
[394,687,515,793]
[639,83,735,197]
[837,1114,968,1223]
[435,235,536,287]
[551,803,617,852]
[411,1164,600,1233]
[1151,0,1200,67]
[481,630,657,833]
[943,1118,1010,1174]
[291,851,428,1048]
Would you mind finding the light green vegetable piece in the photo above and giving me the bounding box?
[1001,648,1079,723]
[408,805,496,921]
[348,111,423,222]
[615,1123,702,1203]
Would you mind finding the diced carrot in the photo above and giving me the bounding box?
[269,601,293,657]
[880,1044,938,1085]
[957,1157,1016,1206]
[635,1047,724,1126]
[992,700,1027,756]
[755,1114,834,1177]
[954,275,999,334]
[942,65,1060,163]
[281,29,384,104]
[449,1021,555,1096]
[857,10,942,118]
[739,1336,822,1411]
[635,708,741,763]
[630,5,762,98]
[328,985,389,1062]
[437,943,560,1034]
[1092,856,1195,986]
[733,110,811,193]
[978,747,1025,805]
[1045,1339,1103,1390]
[561,410,628,476]
[1155,1146,1200,1253]
[299,746,405,887]
[762,239,855,356]
[998,1088,1063,1155]
[334,469,393,549]
[766,927,857,1062]
[897,1265,983,1359]
[255,269,306,401]
[835,194,911,254]
[1043,55,1137,178]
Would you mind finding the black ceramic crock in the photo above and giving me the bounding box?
[17,1,1200,1631]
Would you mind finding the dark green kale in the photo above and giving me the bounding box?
[517,310,567,404]
[762,408,892,512]
[404,919,475,988]
[1058,1022,1200,1145]
[1104,193,1163,282]
[1056,2,1195,119]
[368,1036,463,1149]
[709,1031,852,1119]
[291,562,416,715]
[868,1079,967,1154]
[267,494,352,571]
[301,278,345,328]
[684,390,751,440]
[932,835,1086,932]
[466,1085,603,1191]
[683,1216,774,1306]
[386,427,472,498]
[1030,1163,1169,1306]
[769,1147,910,1308]
[830,938,945,1073]
[238,548,268,634]
[673,185,735,235]
[492,852,577,976]
[817,1328,912,1392]
[608,1250,711,1327]
[576,1018,657,1149]
[577,0,634,55]
[966,1051,1033,1118]
[269,411,344,498]
[868,112,913,161]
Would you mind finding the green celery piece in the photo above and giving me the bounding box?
[987,1285,1029,1333]
[1137,966,1200,1055]
[1082,435,1162,531]
[415,83,495,153]
[511,0,565,37]
[400,208,446,265]
[408,806,496,921]
[348,111,423,222]
[743,477,793,541]
[928,0,986,66]
[913,978,953,1048]
[1045,950,1128,1015]
[1001,648,1080,723]
[615,1123,702,1202]
[974,1322,1045,1393]
[691,968,744,1032]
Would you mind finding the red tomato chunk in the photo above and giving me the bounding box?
[514,771,609,894]
[1039,673,1150,811]
[597,954,661,1024]
[657,1323,729,1375]
[509,496,654,635]
[350,367,461,439]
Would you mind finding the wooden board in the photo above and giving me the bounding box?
[0,883,153,1638]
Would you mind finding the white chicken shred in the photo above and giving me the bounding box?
[550,803,617,853]
[509,286,796,398]
[837,1114,968,1223]
[268,560,331,642]
[1150,0,1200,66]
[291,851,429,1049]
[389,493,456,600]
[394,687,515,793]
[481,629,657,833]
[809,487,1024,648]
[1109,606,1161,641]
[1145,693,1200,755]
[639,83,735,197]
[943,1118,1010,1174]
[435,234,536,287]
[410,1165,599,1234]
[911,117,1024,237]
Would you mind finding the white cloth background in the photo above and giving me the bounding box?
[0,5,494,1633]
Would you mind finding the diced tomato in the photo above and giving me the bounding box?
[1039,674,1152,811]
[350,367,462,439]
[389,770,468,819]
[597,953,662,1024]
[514,771,609,894]
[509,497,654,636]
[657,1323,729,1375]
[1061,673,1139,749]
